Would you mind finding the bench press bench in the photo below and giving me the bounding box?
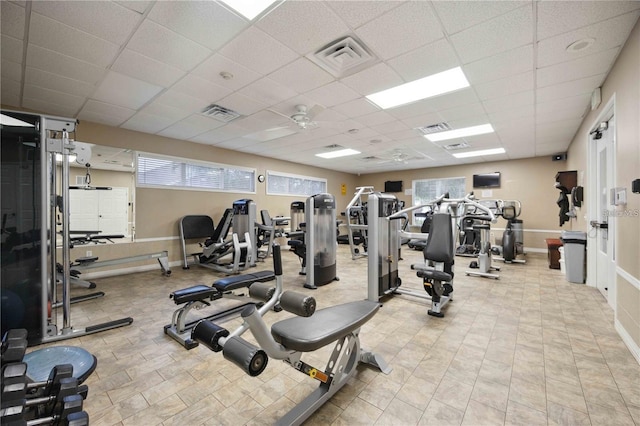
[164,270,276,349]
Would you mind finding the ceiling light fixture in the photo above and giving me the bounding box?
[425,124,494,142]
[452,147,506,159]
[316,148,361,159]
[566,38,595,53]
[219,0,279,20]
[366,67,470,109]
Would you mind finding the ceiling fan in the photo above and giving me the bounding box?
[268,104,325,131]
[376,148,432,165]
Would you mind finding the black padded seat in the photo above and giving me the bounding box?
[171,285,218,305]
[417,270,452,282]
[271,300,379,352]
[288,240,304,247]
[213,270,275,292]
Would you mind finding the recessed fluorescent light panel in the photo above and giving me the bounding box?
[220,0,279,20]
[366,67,470,109]
[316,148,361,159]
[425,124,494,142]
[452,148,506,159]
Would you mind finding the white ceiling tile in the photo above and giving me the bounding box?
[400,112,443,129]
[488,104,535,122]
[1,93,20,108]
[25,67,95,98]
[537,93,592,115]
[192,54,262,91]
[482,90,534,114]
[219,27,298,76]
[92,71,162,110]
[340,63,403,96]
[126,20,212,71]
[536,107,586,125]
[433,1,528,35]
[387,101,437,120]
[332,98,380,118]
[387,38,461,82]
[31,1,140,45]
[356,111,396,127]
[535,142,570,156]
[326,1,401,29]
[80,99,136,122]
[437,103,488,123]
[171,74,233,104]
[536,74,605,104]
[536,47,620,88]
[77,110,130,127]
[1,77,21,98]
[1,1,25,39]
[154,89,207,114]
[26,44,106,85]
[238,77,298,107]
[474,71,534,102]
[1,35,23,63]
[450,6,532,64]
[538,12,640,68]
[421,88,480,112]
[157,114,226,140]
[29,13,120,68]
[257,1,349,55]
[22,97,78,118]
[355,2,443,60]
[537,1,640,40]
[1,60,22,82]
[141,102,191,122]
[121,112,177,134]
[111,49,185,88]
[148,1,246,51]
[23,84,84,110]
[536,119,582,141]
[115,1,152,14]
[463,45,533,85]
[267,58,334,94]
[217,92,268,116]
[304,82,361,107]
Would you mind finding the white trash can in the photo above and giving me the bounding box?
[561,231,587,283]
[558,247,565,275]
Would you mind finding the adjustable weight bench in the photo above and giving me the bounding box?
[190,244,391,426]
[164,270,276,349]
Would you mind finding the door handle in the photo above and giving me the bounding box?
[590,221,608,229]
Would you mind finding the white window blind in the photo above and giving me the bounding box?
[266,170,326,196]
[137,153,255,193]
[412,177,466,224]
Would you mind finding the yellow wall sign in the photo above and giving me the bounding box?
[341,184,347,195]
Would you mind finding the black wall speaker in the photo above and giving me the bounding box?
[552,153,568,161]
[632,179,640,194]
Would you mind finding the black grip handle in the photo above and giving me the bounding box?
[272,243,282,276]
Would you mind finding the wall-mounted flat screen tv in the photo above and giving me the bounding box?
[384,180,403,193]
[473,172,501,188]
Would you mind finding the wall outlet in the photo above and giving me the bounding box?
[86,250,92,257]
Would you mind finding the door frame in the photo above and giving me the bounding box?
[586,94,616,310]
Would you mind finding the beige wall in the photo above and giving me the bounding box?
[567,19,639,351]
[75,121,359,239]
[356,156,567,250]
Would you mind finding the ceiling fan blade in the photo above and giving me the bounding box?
[267,108,296,122]
[307,104,325,120]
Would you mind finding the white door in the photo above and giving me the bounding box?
[592,118,615,306]
[69,190,100,232]
[98,188,129,236]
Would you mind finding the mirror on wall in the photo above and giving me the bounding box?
[66,145,136,240]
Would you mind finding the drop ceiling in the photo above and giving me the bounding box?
[1,1,638,174]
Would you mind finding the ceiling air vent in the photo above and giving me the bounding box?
[416,122,451,135]
[201,104,241,123]
[443,141,471,150]
[308,36,377,78]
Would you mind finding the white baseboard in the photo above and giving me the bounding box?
[523,247,547,254]
[615,319,640,365]
[81,260,183,279]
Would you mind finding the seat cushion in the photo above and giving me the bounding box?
[171,285,218,304]
[213,271,275,292]
[417,270,452,282]
[271,300,379,352]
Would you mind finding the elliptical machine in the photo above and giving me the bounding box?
[497,200,526,264]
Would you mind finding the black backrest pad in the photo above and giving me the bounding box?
[181,215,215,240]
[212,208,234,241]
[424,213,454,263]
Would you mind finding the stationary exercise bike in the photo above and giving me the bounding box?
[496,200,526,264]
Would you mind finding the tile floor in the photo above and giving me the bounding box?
[37,244,639,425]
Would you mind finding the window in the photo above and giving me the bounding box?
[412,177,466,224]
[266,170,326,197]
[136,153,255,193]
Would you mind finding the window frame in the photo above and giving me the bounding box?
[412,176,466,224]
[265,170,327,197]
[135,152,256,194]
